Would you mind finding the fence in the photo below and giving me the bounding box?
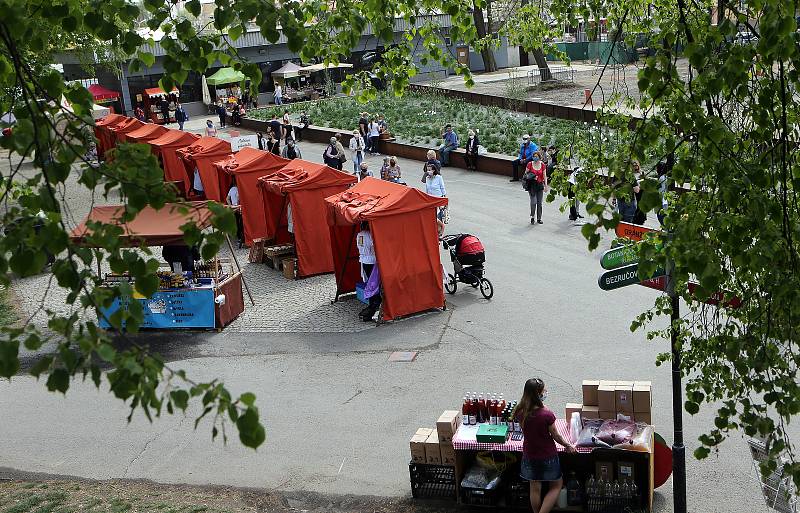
[527,66,575,86]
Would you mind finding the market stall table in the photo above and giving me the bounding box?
[70,203,246,330]
[449,420,654,511]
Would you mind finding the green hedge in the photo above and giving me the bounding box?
[249,92,586,156]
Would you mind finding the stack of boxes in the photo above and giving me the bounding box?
[569,379,652,424]
[409,410,461,466]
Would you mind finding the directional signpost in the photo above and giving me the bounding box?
[615,221,658,242]
[600,244,640,270]
[598,263,665,291]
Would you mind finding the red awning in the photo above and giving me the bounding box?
[70,202,213,247]
[149,129,201,193]
[145,87,180,98]
[88,84,120,101]
[176,137,232,202]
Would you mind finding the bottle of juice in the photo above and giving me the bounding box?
[470,397,478,425]
[462,397,470,425]
[477,394,486,423]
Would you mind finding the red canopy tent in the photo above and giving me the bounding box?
[121,123,168,144]
[94,114,126,159]
[259,164,357,277]
[110,117,145,145]
[213,148,289,245]
[149,129,200,196]
[176,137,232,202]
[324,178,448,321]
[88,84,121,102]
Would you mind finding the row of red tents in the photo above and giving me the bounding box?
[92,114,448,321]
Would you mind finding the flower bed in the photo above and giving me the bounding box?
[248,92,585,155]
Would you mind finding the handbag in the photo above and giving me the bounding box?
[443,205,451,224]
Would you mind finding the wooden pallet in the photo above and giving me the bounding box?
[265,244,295,269]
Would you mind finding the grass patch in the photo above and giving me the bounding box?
[249,91,593,155]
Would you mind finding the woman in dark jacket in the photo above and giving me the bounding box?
[464,129,480,170]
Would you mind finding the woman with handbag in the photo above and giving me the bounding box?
[524,151,548,225]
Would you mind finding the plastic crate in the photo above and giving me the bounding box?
[506,479,532,511]
[409,462,456,500]
[460,484,503,507]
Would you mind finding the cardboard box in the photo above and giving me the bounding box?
[633,384,652,413]
[281,257,297,279]
[599,380,618,387]
[582,380,600,406]
[440,442,456,466]
[633,380,652,387]
[436,410,461,443]
[618,461,636,482]
[410,428,434,463]
[424,431,442,464]
[565,403,583,422]
[595,461,613,481]
[634,411,652,424]
[581,405,600,420]
[599,410,615,420]
[597,384,617,412]
[615,383,634,414]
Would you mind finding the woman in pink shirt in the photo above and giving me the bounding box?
[516,378,576,513]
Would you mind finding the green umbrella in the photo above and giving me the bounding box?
[206,67,246,85]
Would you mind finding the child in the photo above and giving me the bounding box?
[516,378,576,513]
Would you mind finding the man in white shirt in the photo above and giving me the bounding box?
[356,221,381,321]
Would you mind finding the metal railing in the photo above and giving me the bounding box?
[527,66,575,86]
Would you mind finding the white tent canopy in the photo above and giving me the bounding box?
[271,62,304,79]
[299,62,353,74]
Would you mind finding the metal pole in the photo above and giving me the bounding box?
[666,257,687,513]
[225,234,255,306]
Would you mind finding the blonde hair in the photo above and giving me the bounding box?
[426,150,436,159]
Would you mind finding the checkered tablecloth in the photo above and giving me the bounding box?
[451,419,592,453]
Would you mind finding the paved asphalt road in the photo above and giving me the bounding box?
[0,116,770,513]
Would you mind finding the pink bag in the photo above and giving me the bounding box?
[596,419,636,445]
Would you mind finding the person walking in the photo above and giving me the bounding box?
[296,111,310,141]
[323,137,341,169]
[511,134,538,182]
[616,160,641,223]
[266,130,280,155]
[524,151,548,225]
[367,117,381,155]
[515,378,577,513]
[281,138,301,159]
[358,112,369,151]
[216,100,226,128]
[334,133,347,171]
[160,98,170,125]
[439,124,458,167]
[420,150,442,182]
[567,166,583,221]
[269,113,283,143]
[281,110,293,142]
[273,83,283,105]
[349,129,365,174]
[464,129,480,170]
[424,163,447,235]
[204,119,217,137]
[175,103,188,131]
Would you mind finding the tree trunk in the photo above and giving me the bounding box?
[532,48,552,81]
[472,2,497,72]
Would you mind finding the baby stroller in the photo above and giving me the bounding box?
[441,233,493,299]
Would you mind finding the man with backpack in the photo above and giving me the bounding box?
[511,134,538,182]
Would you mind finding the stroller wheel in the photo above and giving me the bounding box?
[445,274,457,295]
[479,278,494,299]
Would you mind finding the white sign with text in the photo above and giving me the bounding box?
[231,135,259,152]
